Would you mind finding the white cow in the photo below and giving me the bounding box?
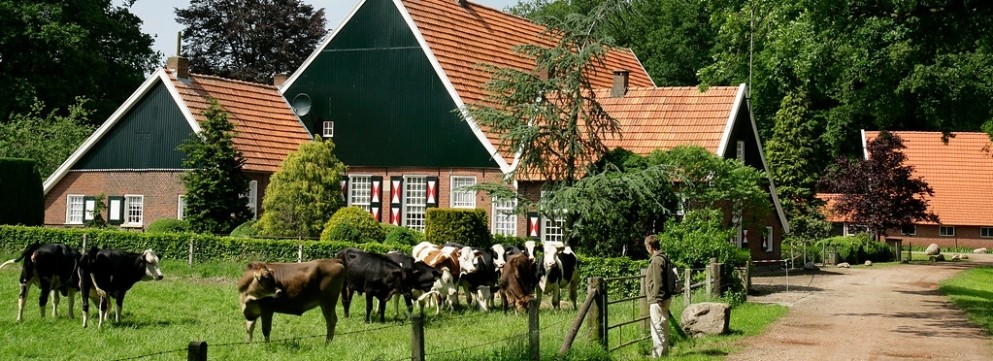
[536,241,579,310]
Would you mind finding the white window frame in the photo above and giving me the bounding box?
[124,195,144,226]
[177,195,186,220]
[981,227,993,238]
[348,175,373,212]
[542,215,564,243]
[247,180,258,220]
[491,197,517,236]
[403,175,427,231]
[939,226,955,237]
[450,176,476,208]
[843,223,867,236]
[736,140,745,162]
[322,120,334,138]
[765,226,774,252]
[900,224,916,236]
[66,195,84,225]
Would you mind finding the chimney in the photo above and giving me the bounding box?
[611,70,629,97]
[167,56,190,79]
[457,0,468,7]
[273,73,289,87]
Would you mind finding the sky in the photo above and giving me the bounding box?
[123,0,521,59]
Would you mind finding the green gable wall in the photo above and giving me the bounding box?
[722,102,765,171]
[284,0,498,168]
[74,82,192,170]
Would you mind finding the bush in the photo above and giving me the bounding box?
[320,207,384,243]
[492,233,530,246]
[382,224,423,246]
[425,208,491,247]
[326,222,363,243]
[817,233,895,264]
[146,218,190,233]
[0,158,43,226]
[657,209,750,295]
[229,220,258,238]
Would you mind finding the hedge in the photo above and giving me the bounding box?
[817,233,896,264]
[0,158,43,226]
[425,208,491,247]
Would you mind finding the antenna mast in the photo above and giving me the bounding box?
[176,31,182,56]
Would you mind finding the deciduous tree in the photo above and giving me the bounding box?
[0,98,95,178]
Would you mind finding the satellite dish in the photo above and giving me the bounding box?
[291,93,312,117]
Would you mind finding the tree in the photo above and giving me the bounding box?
[179,99,252,234]
[765,90,825,206]
[0,98,95,178]
[0,0,159,125]
[819,131,939,239]
[256,136,346,239]
[176,0,328,84]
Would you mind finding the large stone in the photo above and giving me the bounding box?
[925,243,941,256]
[836,262,851,268]
[803,262,819,271]
[951,254,961,261]
[864,260,873,267]
[680,302,731,337]
[975,248,988,254]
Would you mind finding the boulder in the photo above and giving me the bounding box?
[925,243,941,256]
[975,248,988,254]
[951,254,961,261]
[836,262,851,268]
[803,262,819,271]
[864,260,873,267]
[680,302,731,337]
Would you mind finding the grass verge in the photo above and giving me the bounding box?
[939,265,993,336]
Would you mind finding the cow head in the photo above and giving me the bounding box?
[491,244,507,271]
[541,241,565,271]
[523,241,537,261]
[251,265,283,299]
[141,249,164,281]
[458,246,481,275]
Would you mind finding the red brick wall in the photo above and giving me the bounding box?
[883,225,993,250]
[45,171,186,228]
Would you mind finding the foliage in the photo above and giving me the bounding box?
[816,234,896,264]
[657,209,749,270]
[0,0,159,125]
[819,131,939,238]
[0,158,43,226]
[229,220,258,238]
[0,98,95,178]
[256,137,346,238]
[145,218,190,234]
[176,0,328,83]
[939,266,993,336]
[492,233,531,247]
[83,193,107,228]
[425,208,492,247]
[179,98,252,235]
[765,90,826,205]
[382,224,424,246]
[319,206,384,244]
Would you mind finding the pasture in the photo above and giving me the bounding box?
[0,257,786,360]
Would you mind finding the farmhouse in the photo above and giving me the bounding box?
[821,130,993,250]
[42,0,788,259]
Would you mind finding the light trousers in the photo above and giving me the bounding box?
[649,299,672,357]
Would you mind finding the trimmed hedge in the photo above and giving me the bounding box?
[146,218,190,233]
[425,208,491,247]
[0,225,409,263]
[320,206,385,243]
[0,158,43,226]
[817,233,896,264]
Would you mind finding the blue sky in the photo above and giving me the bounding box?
[124,0,522,58]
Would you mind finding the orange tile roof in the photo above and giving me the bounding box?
[168,70,312,173]
[863,131,993,226]
[403,0,655,161]
[599,86,739,155]
[814,193,847,223]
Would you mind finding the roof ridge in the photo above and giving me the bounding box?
[165,68,279,90]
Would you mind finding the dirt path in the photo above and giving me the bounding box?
[726,254,993,361]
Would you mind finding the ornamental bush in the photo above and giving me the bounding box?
[320,206,385,243]
[817,233,895,264]
[382,224,423,246]
[146,218,190,233]
[425,208,491,247]
[229,220,258,238]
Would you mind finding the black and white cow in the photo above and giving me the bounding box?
[0,243,81,322]
[336,248,408,323]
[536,241,579,310]
[444,242,497,311]
[385,251,445,316]
[79,247,164,328]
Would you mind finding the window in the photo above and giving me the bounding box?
[450,176,476,208]
[939,226,955,237]
[492,197,517,236]
[844,223,867,236]
[349,175,372,211]
[765,226,774,252]
[177,195,186,220]
[736,140,745,162]
[981,227,993,238]
[247,180,258,220]
[323,121,334,138]
[403,176,427,231]
[900,224,916,236]
[124,195,144,226]
[66,195,84,224]
[83,197,97,222]
[542,216,564,243]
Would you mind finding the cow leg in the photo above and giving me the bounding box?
[245,318,257,342]
[38,280,52,319]
[551,283,561,310]
[114,294,125,323]
[98,296,109,328]
[260,310,274,342]
[66,289,76,319]
[16,282,29,323]
[51,289,60,318]
[364,293,374,323]
[569,279,578,310]
[321,304,338,344]
[475,288,490,312]
[340,287,352,318]
[376,295,387,323]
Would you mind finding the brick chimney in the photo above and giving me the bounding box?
[167,56,190,79]
[272,73,289,87]
[611,70,629,97]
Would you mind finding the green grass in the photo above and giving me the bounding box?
[0,258,786,360]
[939,266,993,336]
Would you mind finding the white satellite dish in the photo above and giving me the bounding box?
[291,93,312,117]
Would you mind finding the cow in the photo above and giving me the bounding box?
[79,247,164,328]
[493,243,534,276]
[385,251,443,317]
[0,243,81,322]
[536,241,579,310]
[336,248,406,323]
[499,253,539,314]
[237,259,346,343]
[445,242,497,311]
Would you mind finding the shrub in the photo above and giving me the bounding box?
[492,233,530,246]
[229,220,258,238]
[657,209,750,295]
[0,158,43,226]
[326,222,364,243]
[146,218,190,233]
[382,224,423,246]
[425,208,491,247]
[320,207,384,243]
[817,233,895,264]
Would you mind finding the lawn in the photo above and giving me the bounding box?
[939,266,993,336]
[0,257,786,360]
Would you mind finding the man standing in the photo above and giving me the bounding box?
[644,235,672,357]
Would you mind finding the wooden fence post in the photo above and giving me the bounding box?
[528,298,540,360]
[187,341,207,361]
[639,269,649,334]
[81,234,87,252]
[188,238,194,266]
[683,269,692,306]
[297,242,303,263]
[411,314,425,361]
[586,277,607,350]
[559,281,598,356]
[709,258,720,298]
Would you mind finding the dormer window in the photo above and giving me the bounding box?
[323,121,334,138]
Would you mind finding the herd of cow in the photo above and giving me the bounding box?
[0,239,578,346]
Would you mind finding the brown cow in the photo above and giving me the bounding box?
[237,259,346,343]
[499,253,538,314]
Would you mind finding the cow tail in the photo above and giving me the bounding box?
[0,242,43,271]
[0,259,17,271]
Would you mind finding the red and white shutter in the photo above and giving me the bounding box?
[370,176,383,222]
[426,176,439,208]
[390,176,403,226]
[340,178,348,203]
[527,212,541,240]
